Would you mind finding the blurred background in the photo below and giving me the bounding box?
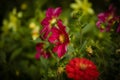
[0,0,120,80]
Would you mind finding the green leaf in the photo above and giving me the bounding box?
[10,48,22,61]
[40,57,48,69]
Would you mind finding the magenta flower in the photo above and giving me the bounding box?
[117,23,120,32]
[35,43,51,59]
[96,5,117,32]
[116,16,120,33]
[40,7,62,39]
[49,20,69,58]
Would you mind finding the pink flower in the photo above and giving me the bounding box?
[48,20,69,58]
[66,58,99,80]
[96,5,117,32]
[116,16,120,33]
[35,43,51,59]
[40,7,62,39]
[117,23,120,32]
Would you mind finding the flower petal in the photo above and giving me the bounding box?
[53,44,66,58]
[42,52,51,59]
[36,43,43,51]
[35,52,41,60]
[98,13,106,22]
[41,17,51,26]
[117,23,120,32]
[96,21,101,27]
[46,8,54,17]
[48,27,60,43]
[57,20,66,30]
[53,7,62,17]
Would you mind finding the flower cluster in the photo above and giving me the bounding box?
[35,7,69,59]
[35,7,100,80]
[96,5,120,32]
[66,58,99,80]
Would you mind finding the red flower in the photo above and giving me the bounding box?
[35,43,51,59]
[40,7,62,39]
[66,58,99,80]
[48,20,69,58]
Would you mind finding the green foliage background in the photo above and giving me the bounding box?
[0,0,120,80]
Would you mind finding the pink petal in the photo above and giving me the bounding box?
[35,52,41,60]
[53,44,66,58]
[43,27,51,39]
[106,25,111,32]
[96,21,101,27]
[36,43,43,51]
[48,27,60,43]
[53,7,62,17]
[117,24,120,32]
[57,20,66,30]
[46,8,54,17]
[42,52,51,59]
[98,13,106,22]
[40,25,51,39]
[40,25,48,34]
[41,17,51,26]
[108,4,116,13]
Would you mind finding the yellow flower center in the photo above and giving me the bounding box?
[51,18,56,24]
[50,18,56,26]
[79,63,87,70]
[59,34,65,43]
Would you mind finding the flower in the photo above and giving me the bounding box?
[117,23,120,32]
[48,20,69,58]
[86,46,93,54]
[57,66,64,74]
[116,17,120,32]
[70,0,94,15]
[96,5,119,32]
[29,22,40,40]
[31,26,40,40]
[35,43,51,59]
[40,7,62,39]
[66,58,99,80]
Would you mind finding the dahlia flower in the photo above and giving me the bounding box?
[66,58,99,80]
[48,20,69,58]
[96,5,118,32]
[116,17,120,32]
[40,7,62,39]
[117,23,120,32]
[35,43,51,59]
